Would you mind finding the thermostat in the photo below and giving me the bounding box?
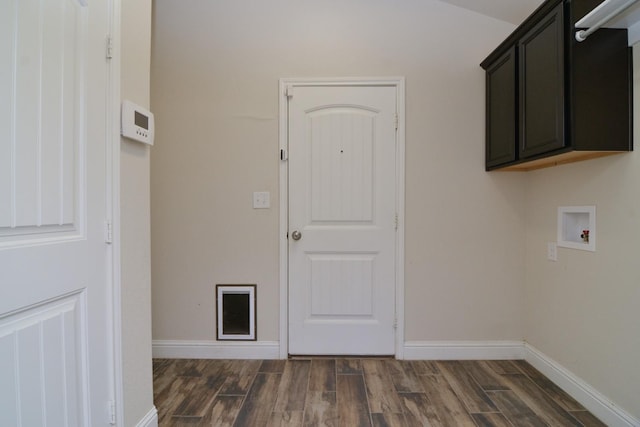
[121,100,154,145]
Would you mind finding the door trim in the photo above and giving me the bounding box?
[278,77,405,359]
[107,0,124,424]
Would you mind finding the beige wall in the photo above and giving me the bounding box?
[150,0,525,344]
[121,0,155,424]
[523,46,640,420]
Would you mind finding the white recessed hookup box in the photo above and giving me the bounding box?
[557,206,596,252]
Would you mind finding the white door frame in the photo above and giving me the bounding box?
[278,77,405,359]
[108,0,125,424]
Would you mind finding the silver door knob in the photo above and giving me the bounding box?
[291,230,302,240]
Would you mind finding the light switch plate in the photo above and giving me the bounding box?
[253,191,270,209]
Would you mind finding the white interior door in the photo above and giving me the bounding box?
[0,0,114,425]
[287,83,398,355]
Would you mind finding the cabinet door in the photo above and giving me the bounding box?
[485,47,516,169]
[519,4,565,158]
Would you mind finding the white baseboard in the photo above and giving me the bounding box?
[152,340,280,359]
[135,406,158,427]
[524,343,639,427]
[403,340,525,360]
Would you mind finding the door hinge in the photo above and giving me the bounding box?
[394,113,398,130]
[394,213,399,231]
[106,36,114,59]
[393,316,398,329]
[108,400,116,425]
[280,148,288,161]
[285,85,293,98]
[105,221,113,244]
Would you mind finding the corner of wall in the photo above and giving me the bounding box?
[119,0,154,425]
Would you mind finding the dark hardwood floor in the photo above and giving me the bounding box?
[153,358,606,427]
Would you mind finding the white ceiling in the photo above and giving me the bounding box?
[437,0,545,25]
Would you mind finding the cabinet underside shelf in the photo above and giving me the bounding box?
[495,151,626,171]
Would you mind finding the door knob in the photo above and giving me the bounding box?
[291,230,302,241]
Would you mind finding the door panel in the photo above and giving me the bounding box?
[0,0,113,425]
[288,85,397,355]
[0,292,84,427]
[0,0,83,243]
[309,108,375,222]
[309,253,374,316]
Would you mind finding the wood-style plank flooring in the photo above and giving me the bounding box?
[153,358,606,427]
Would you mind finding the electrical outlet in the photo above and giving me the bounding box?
[253,191,270,209]
[547,242,557,262]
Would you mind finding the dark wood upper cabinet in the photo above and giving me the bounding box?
[519,4,565,159]
[481,0,632,171]
[486,47,516,168]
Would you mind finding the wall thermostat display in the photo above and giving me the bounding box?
[121,100,154,145]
